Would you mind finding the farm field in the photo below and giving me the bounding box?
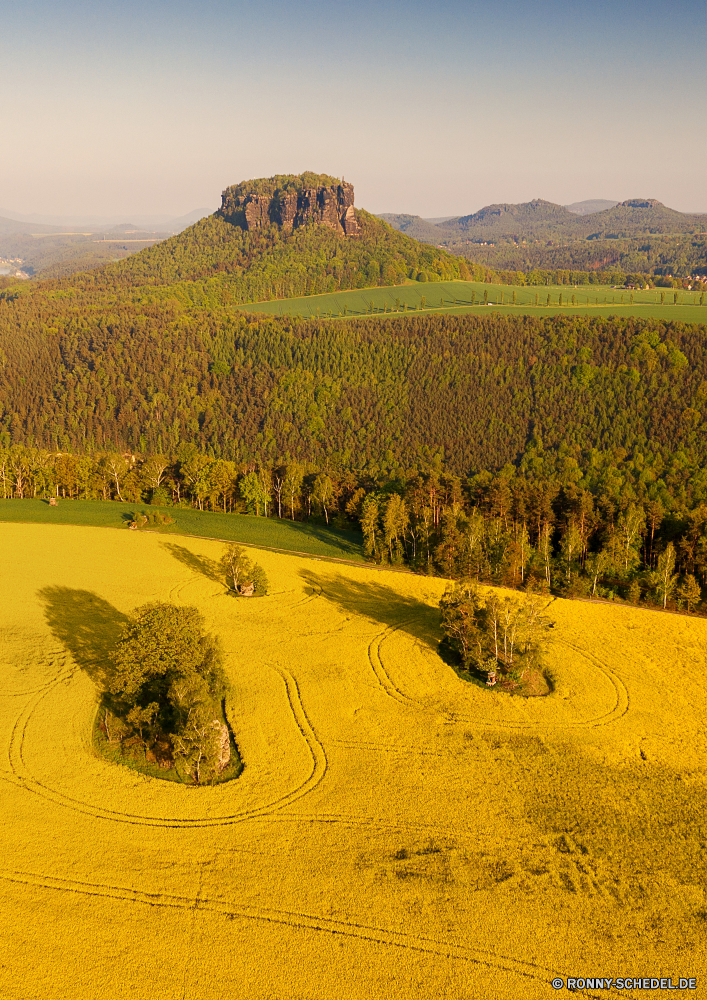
[240,279,707,324]
[0,498,364,562]
[1,522,706,998]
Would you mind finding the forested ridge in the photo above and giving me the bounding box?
[4,300,707,606]
[3,174,707,610]
[383,199,707,279]
[2,297,707,475]
[65,210,470,298]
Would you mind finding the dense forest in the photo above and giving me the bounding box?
[3,174,707,611]
[3,296,707,475]
[448,236,707,282]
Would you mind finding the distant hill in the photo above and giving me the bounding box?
[0,207,211,231]
[377,214,455,243]
[442,199,580,238]
[0,215,63,236]
[566,199,618,215]
[0,225,174,280]
[440,198,707,240]
[0,208,203,279]
[379,197,707,276]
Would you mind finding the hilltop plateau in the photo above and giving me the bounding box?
[72,172,470,297]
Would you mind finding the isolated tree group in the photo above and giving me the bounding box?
[104,603,231,784]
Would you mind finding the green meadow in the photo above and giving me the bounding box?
[0,499,364,562]
[240,279,707,323]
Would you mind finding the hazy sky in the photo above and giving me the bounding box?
[1,0,705,218]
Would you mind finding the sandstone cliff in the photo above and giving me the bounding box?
[219,173,361,237]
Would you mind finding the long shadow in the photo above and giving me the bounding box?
[298,569,442,652]
[161,542,224,585]
[38,586,128,689]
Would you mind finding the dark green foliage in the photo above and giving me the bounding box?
[104,602,233,784]
[3,301,707,476]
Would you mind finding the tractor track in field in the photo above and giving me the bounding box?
[366,621,631,731]
[4,663,329,829]
[0,867,622,999]
[551,638,631,728]
[0,666,75,699]
[329,739,451,758]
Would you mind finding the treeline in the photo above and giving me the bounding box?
[3,445,707,611]
[450,236,707,282]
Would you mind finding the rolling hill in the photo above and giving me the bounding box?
[381,198,707,276]
[565,198,618,215]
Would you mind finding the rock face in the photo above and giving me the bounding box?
[618,199,664,209]
[219,174,361,237]
[212,720,231,772]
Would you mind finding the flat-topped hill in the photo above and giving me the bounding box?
[68,172,469,296]
[219,172,360,236]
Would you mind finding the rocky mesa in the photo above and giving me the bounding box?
[218,171,361,236]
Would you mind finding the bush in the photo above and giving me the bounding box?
[221,543,269,596]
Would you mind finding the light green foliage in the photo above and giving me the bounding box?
[220,543,269,596]
[311,474,335,524]
[678,573,702,612]
[652,543,679,609]
[440,583,551,685]
[239,471,271,516]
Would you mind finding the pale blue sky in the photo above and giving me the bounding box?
[1,0,705,217]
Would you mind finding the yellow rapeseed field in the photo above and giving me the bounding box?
[1,522,705,999]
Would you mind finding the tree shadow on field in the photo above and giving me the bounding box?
[298,569,442,652]
[161,542,224,586]
[38,586,128,689]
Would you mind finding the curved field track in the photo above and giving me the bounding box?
[1,523,706,999]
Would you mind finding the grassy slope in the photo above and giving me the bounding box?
[0,499,364,562]
[240,278,707,322]
[1,521,705,998]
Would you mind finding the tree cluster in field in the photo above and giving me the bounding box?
[102,602,234,784]
[440,584,552,689]
[221,543,269,597]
